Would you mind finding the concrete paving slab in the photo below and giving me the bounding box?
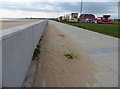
[94,71,118,87]
[49,20,118,87]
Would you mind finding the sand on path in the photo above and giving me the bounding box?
[34,23,98,87]
[0,19,42,30]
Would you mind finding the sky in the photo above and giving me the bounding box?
[0,0,119,19]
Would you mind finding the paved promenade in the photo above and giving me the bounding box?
[50,20,118,87]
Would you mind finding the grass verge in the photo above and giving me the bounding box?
[53,20,119,38]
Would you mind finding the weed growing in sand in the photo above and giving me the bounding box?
[32,36,43,60]
[32,48,40,60]
[59,34,65,37]
[40,35,43,41]
[64,53,77,59]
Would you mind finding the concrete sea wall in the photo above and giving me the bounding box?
[1,20,48,87]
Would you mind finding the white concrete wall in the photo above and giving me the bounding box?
[0,20,2,89]
[1,20,48,87]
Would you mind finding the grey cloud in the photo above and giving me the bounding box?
[0,2,118,15]
[56,2,118,14]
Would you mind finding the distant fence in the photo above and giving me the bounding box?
[1,20,48,87]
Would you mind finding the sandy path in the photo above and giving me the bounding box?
[34,23,98,87]
[0,19,42,30]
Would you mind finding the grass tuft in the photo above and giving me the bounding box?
[64,53,77,59]
[53,20,119,38]
[32,36,43,60]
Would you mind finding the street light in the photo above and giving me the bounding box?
[80,0,83,26]
[80,0,83,15]
[58,9,59,17]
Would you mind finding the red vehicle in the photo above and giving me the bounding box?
[96,15,112,24]
[88,15,112,24]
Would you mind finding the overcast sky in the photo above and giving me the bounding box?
[0,0,119,19]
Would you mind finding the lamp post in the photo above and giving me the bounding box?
[58,9,59,17]
[80,0,83,26]
[57,8,59,21]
